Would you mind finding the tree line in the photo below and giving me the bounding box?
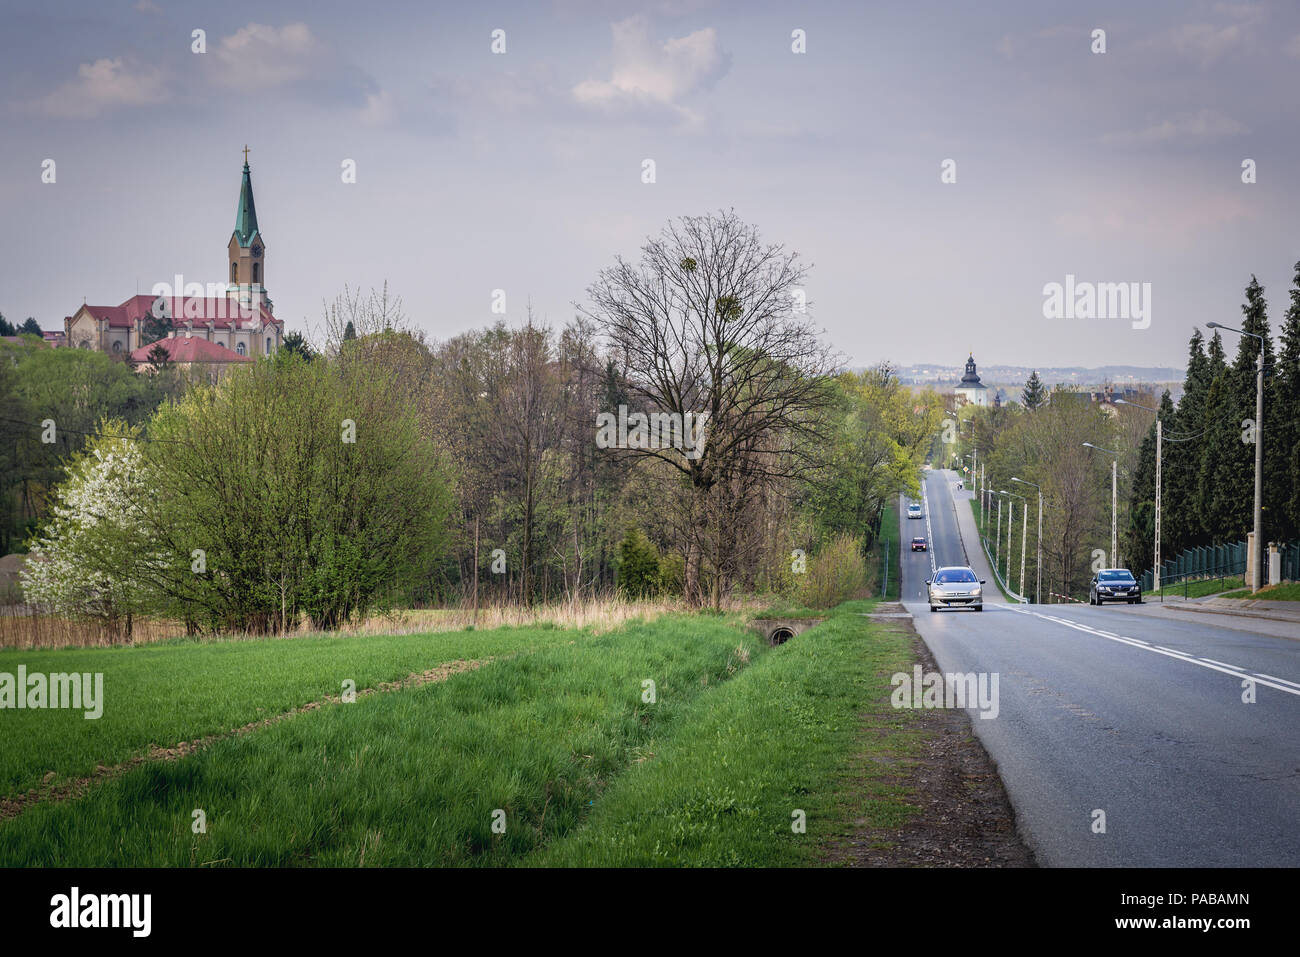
[9,211,942,636]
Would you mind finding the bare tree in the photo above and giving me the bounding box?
[580,210,839,604]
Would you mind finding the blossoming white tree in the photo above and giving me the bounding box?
[20,421,160,639]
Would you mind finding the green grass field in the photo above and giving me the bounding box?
[0,625,580,799]
[0,601,929,867]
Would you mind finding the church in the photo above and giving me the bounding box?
[954,354,989,407]
[61,153,283,364]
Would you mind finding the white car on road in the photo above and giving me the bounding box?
[907,503,923,520]
[926,566,985,612]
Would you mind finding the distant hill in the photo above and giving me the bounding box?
[894,363,1184,389]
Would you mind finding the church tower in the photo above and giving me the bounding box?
[227,148,271,314]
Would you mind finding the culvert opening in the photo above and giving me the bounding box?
[769,628,796,645]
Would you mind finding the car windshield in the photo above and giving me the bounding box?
[1099,570,1135,582]
[935,569,977,584]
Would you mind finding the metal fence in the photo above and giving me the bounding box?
[1140,540,1300,591]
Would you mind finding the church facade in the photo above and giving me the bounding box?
[62,156,283,362]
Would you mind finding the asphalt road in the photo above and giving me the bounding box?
[900,468,1300,867]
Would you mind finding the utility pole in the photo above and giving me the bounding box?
[1206,322,1265,591]
[1155,419,1161,588]
[1083,442,1120,568]
[1011,477,1042,604]
[1008,490,1028,599]
[995,493,1003,569]
[1116,399,1162,589]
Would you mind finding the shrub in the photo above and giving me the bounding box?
[617,526,661,598]
[142,355,454,633]
[796,532,871,609]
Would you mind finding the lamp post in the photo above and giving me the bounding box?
[1082,442,1120,569]
[1115,398,1162,590]
[1206,321,1266,592]
[1011,477,1042,604]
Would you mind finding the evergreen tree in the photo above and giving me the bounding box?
[1273,261,1300,541]
[281,331,315,361]
[1232,277,1276,548]
[0,314,14,336]
[19,318,41,336]
[1197,278,1271,547]
[1164,330,1208,553]
[1021,370,1046,410]
[617,526,661,598]
[343,320,357,341]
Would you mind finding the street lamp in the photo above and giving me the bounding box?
[1082,442,1120,569]
[1010,476,1042,604]
[1206,321,1266,592]
[1007,489,1028,600]
[1115,398,1162,590]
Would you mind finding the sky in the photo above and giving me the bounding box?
[2,0,1299,370]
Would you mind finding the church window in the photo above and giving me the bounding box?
[253,263,261,284]
[236,342,246,356]
[231,261,238,283]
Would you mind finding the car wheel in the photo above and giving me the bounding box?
[929,605,937,612]
[974,604,983,612]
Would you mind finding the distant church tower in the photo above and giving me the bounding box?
[227,148,272,314]
[954,353,989,407]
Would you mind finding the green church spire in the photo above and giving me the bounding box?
[234,147,259,247]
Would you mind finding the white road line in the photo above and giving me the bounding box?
[918,483,937,576]
[999,604,1300,699]
[1200,658,1237,668]
[1256,673,1300,690]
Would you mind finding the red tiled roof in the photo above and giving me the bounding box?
[130,336,254,364]
[73,294,279,330]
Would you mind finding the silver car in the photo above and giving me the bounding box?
[926,566,985,612]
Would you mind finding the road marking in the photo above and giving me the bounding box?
[918,483,937,576]
[999,605,1300,699]
[1200,658,1237,668]
[1256,673,1300,690]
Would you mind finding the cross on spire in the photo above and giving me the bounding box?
[242,145,250,165]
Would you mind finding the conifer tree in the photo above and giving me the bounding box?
[1021,370,1047,410]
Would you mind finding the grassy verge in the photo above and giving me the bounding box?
[0,625,583,799]
[1157,576,1245,600]
[878,501,902,600]
[1219,582,1300,600]
[0,614,761,866]
[531,599,923,866]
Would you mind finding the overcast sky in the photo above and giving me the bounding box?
[3,0,1299,370]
